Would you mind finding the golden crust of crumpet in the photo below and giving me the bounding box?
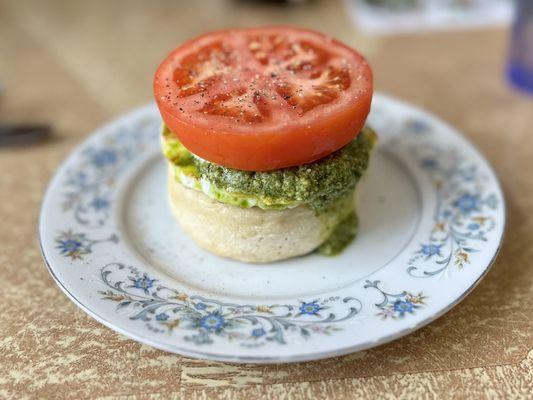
[167,169,347,263]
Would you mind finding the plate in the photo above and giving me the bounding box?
[39,94,505,363]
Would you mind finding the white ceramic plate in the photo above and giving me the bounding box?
[39,94,505,363]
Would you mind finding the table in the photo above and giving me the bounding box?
[0,0,531,398]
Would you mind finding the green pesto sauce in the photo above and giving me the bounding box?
[317,211,358,256]
[162,124,376,212]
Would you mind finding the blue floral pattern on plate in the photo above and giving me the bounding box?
[61,117,158,227]
[99,263,362,347]
[401,119,499,278]
[364,280,426,319]
[55,230,118,260]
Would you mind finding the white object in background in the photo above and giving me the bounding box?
[344,0,513,35]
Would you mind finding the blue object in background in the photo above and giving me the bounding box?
[508,0,533,94]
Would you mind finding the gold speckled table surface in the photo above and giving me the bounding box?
[0,0,531,398]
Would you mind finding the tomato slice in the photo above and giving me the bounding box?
[154,26,373,171]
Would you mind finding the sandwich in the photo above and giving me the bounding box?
[154,26,375,263]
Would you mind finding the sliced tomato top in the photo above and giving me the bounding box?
[154,26,373,171]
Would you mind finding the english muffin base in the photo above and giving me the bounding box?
[167,169,354,263]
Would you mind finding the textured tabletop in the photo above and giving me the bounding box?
[0,0,531,398]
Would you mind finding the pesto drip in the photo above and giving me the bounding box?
[162,124,376,213]
[317,212,358,256]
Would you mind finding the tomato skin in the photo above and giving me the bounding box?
[159,100,370,171]
[154,26,373,171]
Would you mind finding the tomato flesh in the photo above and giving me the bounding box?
[154,26,373,171]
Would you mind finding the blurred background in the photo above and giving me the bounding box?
[2,0,531,252]
[1,1,532,397]
[0,0,531,151]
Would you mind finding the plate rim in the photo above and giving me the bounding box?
[38,93,507,363]
[39,237,504,363]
